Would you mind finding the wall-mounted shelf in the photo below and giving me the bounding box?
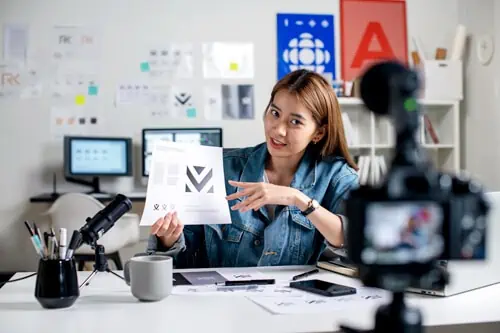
[340,98,460,185]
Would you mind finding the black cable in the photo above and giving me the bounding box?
[0,273,37,287]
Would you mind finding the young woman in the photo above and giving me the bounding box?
[147,69,359,268]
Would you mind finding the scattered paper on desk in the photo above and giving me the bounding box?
[139,141,232,226]
[247,287,390,315]
[173,281,306,298]
[218,270,268,281]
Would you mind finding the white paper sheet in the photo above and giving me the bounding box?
[203,85,223,120]
[0,62,18,97]
[3,24,28,64]
[51,25,99,62]
[140,141,232,226]
[115,82,151,106]
[146,43,194,78]
[171,85,195,117]
[173,283,307,297]
[202,42,254,79]
[247,287,390,314]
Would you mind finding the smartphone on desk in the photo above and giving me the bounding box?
[289,279,356,297]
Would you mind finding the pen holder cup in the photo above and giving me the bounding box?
[34,258,79,309]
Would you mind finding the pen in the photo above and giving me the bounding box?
[65,230,82,260]
[24,221,44,258]
[33,223,47,257]
[221,279,275,286]
[50,228,59,248]
[59,228,67,259]
[216,285,259,292]
[292,268,320,281]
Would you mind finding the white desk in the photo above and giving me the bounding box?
[1,265,499,333]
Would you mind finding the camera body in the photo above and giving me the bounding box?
[344,61,489,292]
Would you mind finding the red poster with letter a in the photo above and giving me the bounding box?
[340,0,408,82]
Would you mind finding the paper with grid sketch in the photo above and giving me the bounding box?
[140,141,232,226]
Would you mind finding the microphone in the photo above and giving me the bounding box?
[79,194,132,246]
[360,60,419,116]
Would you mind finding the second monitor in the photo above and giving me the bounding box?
[142,127,223,177]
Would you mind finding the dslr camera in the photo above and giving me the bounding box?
[341,61,490,333]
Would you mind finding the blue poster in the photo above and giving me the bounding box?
[277,13,336,82]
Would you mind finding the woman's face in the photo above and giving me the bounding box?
[264,90,324,158]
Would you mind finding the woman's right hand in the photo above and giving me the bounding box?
[150,211,184,248]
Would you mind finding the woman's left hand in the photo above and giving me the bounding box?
[226,180,299,212]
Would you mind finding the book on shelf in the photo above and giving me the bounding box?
[342,112,358,146]
[354,154,388,185]
[423,114,440,144]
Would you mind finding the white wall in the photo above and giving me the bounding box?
[0,0,496,272]
[456,0,499,189]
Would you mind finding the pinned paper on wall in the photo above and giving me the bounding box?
[203,85,223,120]
[50,107,82,139]
[75,94,86,105]
[186,107,197,118]
[51,25,100,62]
[203,84,254,120]
[88,85,99,96]
[140,62,150,72]
[171,85,196,119]
[222,84,254,119]
[50,71,98,99]
[340,0,408,81]
[0,63,44,98]
[146,85,171,108]
[115,82,151,106]
[146,43,194,78]
[276,13,336,82]
[202,42,254,79]
[3,23,28,65]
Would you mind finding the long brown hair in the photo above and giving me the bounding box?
[266,70,358,171]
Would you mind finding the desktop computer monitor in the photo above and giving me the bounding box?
[141,127,223,177]
[63,136,133,193]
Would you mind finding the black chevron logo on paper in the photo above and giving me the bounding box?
[185,165,214,193]
[174,93,192,105]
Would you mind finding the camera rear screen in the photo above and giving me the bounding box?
[362,202,444,265]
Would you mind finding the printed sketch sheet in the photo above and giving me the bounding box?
[247,287,390,315]
[140,141,232,226]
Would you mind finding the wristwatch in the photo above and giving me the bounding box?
[301,198,319,216]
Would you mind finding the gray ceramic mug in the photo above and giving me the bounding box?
[124,255,173,302]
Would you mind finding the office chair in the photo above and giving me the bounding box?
[40,193,140,271]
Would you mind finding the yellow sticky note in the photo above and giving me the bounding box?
[75,95,86,105]
[229,62,239,71]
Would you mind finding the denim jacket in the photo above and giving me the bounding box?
[147,142,359,268]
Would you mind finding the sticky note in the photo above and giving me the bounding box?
[229,62,239,71]
[140,62,150,72]
[75,95,86,105]
[186,108,197,118]
[88,85,99,96]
